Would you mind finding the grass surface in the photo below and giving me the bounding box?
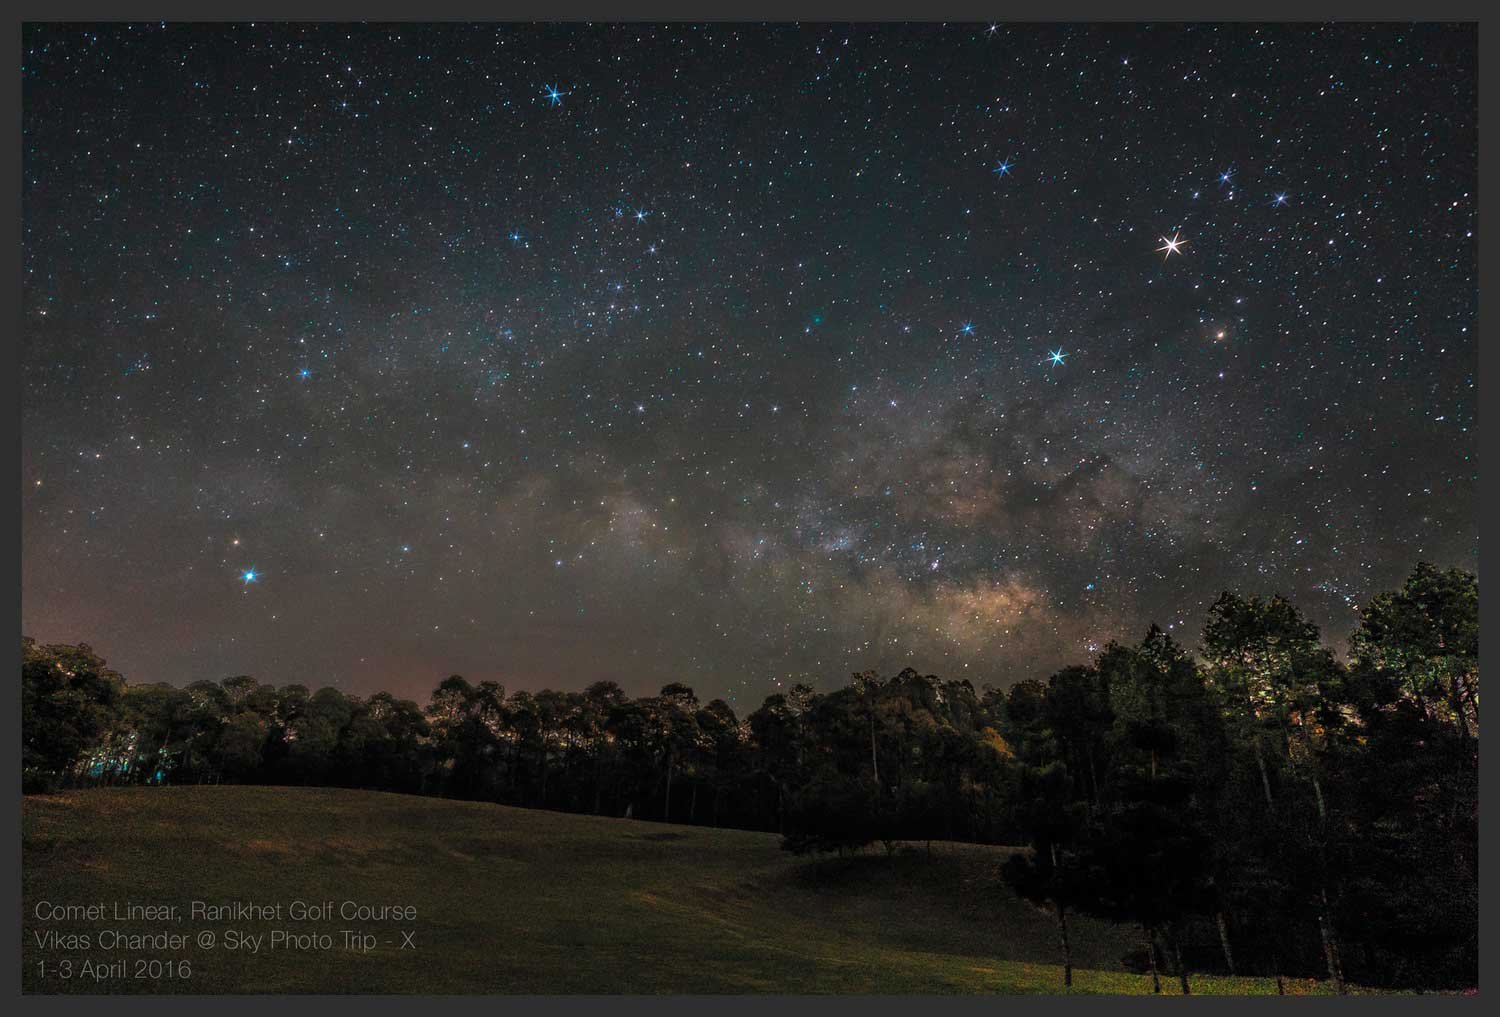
[23,786,1340,994]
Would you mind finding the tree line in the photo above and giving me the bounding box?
[22,562,1477,991]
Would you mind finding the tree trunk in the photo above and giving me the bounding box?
[1269,941,1287,995]
[1166,925,1191,995]
[1084,741,1099,809]
[1253,739,1275,809]
[1459,670,1479,735]
[1318,892,1346,994]
[1055,899,1073,988]
[1216,910,1236,975]
[1449,672,1472,742]
[539,744,549,806]
[663,753,674,823]
[1145,927,1161,993]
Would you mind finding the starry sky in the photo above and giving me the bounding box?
[21,23,1478,707]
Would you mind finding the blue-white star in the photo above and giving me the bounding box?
[1272,192,1289,207]
[241,569,258,585]
[993,157,1014,178]
[543,84,566,106]
[1045,348,1068,368]
[958,322,975,336]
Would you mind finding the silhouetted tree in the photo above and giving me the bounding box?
[17,562,1479,990]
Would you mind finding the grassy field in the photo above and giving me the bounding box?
[23,786,1340,994]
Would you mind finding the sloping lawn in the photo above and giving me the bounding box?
[22,786,1338,994]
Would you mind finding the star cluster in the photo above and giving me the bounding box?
[21,23,1477,705]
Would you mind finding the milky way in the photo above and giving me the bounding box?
[21,23,1478,705]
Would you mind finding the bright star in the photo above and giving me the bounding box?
[1219,167,1235,185]
[993,157,1014,178]
[298,368,310,379]
[1045,349,1068,367]
[1272,192,1289,206]
[959,322,975,335]
[242,569,258,585]
[543,85,566,106]
[634,209,648,222]
[1157,231,1187,258]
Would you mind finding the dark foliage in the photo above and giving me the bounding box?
[20,563,1477,990]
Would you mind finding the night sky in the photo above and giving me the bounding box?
[21,23,1478,707]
